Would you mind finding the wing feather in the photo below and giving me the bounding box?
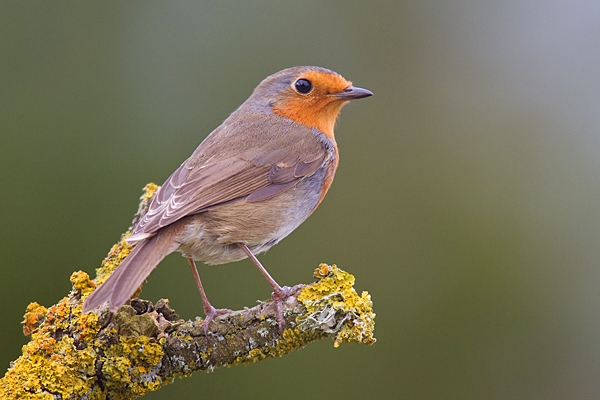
[130,122,330,238]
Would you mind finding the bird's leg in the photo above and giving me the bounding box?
[237,243,301,333]
[187,257,231,335]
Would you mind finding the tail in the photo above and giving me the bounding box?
[82,231,176,313]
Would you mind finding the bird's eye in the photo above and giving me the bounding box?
[294,78,312,94]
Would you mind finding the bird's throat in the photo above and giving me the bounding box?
[273,99,346,140]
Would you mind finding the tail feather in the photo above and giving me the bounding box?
[82,231,176,313]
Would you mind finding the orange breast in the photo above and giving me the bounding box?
[315,146,339,208]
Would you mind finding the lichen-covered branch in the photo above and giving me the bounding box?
[0,184,376,400]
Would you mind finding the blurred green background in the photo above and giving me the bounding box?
[2,1,600,399]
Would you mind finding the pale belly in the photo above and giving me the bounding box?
[175,168,326,265]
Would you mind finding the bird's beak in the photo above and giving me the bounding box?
[334,86,374,100]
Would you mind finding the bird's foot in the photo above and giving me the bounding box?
[271,284,303,334]
[200,306,232,335]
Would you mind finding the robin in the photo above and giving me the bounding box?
[82,66,372,332]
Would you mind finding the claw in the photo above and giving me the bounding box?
[200,306,232,335]
[188,257,232,336]
[271,284,303,334]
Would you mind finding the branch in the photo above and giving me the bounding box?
[0,184,376,400]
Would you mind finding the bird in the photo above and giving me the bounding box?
[82,66,372,333]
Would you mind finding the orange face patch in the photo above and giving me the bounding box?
[272,71,353,140]
[300,70,352,96]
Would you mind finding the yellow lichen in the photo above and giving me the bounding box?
[0,329,97,399]
[93,240,134,286]
[1,183,376,398]
[70,270,96,293]
[101,336,164,396]
[0,189,166,399]
[230,264,376,367]
[232,326,324,366]
[3,298,165,399]
[140,182,158,203]
[86,183,158,289]
[276,327,323,353]
[22,302,48,336]
[298,264,376,347]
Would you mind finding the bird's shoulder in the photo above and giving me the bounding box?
[188,111,332,169]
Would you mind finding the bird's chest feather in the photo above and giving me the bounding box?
[175,165,330,264]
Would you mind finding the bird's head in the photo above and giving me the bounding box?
[249,66,372,139]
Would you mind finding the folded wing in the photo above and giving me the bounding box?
[130,124,328,240]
